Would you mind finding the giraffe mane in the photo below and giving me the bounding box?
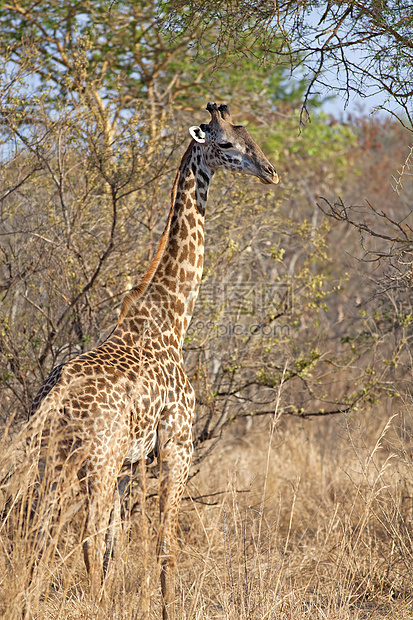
[118,140,195,323]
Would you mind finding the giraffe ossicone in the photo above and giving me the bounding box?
[30,102,278,620]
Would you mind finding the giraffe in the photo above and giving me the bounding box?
[29,102,278,619]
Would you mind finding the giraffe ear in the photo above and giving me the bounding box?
[189,126,206,143]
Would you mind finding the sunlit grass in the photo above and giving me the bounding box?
[1,404,413,619]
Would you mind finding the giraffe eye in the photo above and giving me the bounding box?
[219,142,233,149]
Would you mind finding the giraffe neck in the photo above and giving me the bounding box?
[117,140,213,350]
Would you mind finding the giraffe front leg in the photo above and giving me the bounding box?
[157,408,193,620]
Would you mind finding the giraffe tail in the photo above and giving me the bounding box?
[0,385,71,521]
[1,385,85,571]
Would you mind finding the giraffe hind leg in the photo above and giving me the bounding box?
[81,474,118,595]
[103,488,122,576]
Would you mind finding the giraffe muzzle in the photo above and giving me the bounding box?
[259,165,279,185]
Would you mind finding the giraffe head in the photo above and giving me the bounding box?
[189,102,279,185]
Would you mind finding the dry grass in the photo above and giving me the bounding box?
[1,403,413,619]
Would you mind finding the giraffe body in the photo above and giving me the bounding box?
[30,103,278,619]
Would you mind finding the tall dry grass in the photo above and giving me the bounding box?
[1,401,413,619]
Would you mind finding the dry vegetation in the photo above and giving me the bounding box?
[1,108,412,618]
[1,2,413,618]
[1,400,413,619]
